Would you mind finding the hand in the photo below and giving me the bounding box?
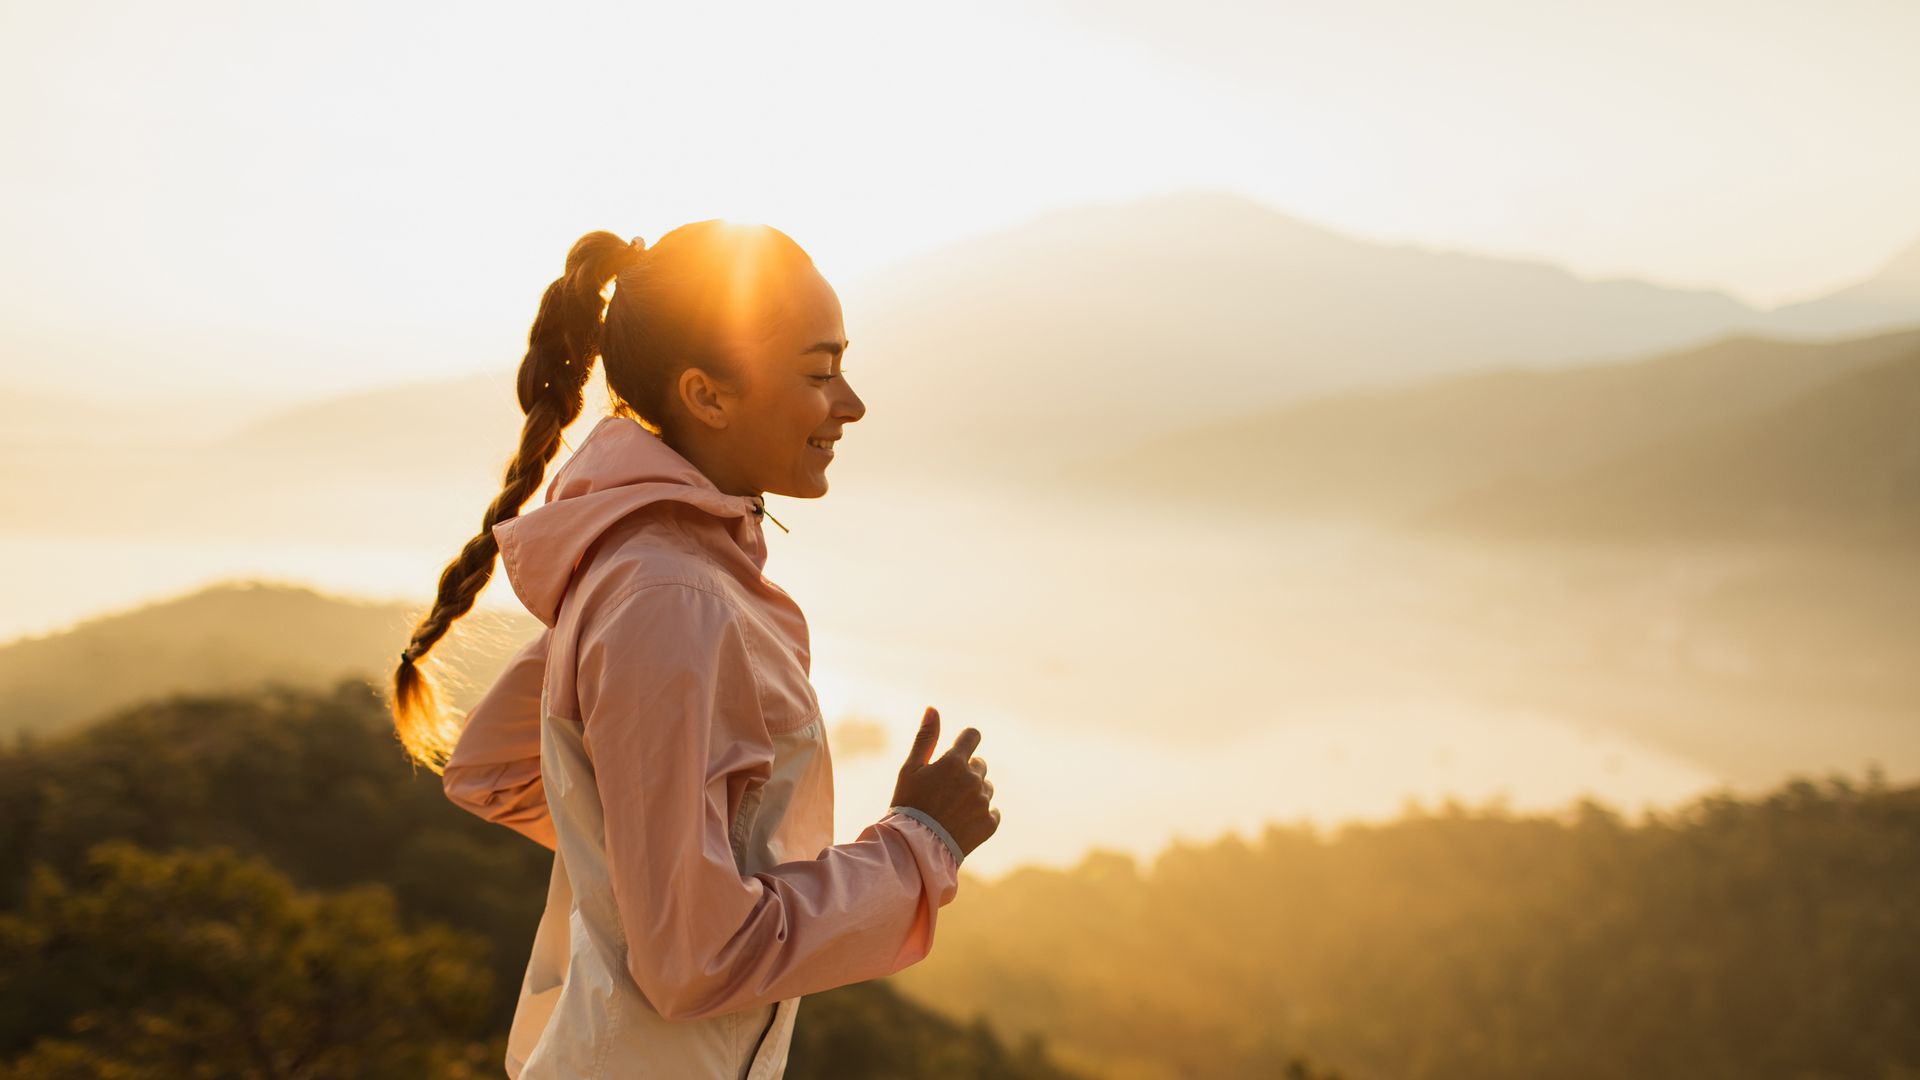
[888,706,1000,860]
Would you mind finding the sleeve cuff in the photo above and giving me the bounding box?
[886,805,965,868]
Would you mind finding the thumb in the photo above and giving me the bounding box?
[903,706,939,770]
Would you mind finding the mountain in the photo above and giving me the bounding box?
[189,192,1918,492]
[1763,238,1920,337]
[9,190,1920,540]
[835,190,1778,481]
[0,365,611,544]
[217,368,545,476]
[0,580,542,741]
[0,381,272,452]
[1420,346,1920,545]
[1051,325,1920,525]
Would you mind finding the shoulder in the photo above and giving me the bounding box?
[573,579,775,736]
[565,512,741,619]
[577,580,764,690]
[587,510,733,589]
[595,579,747,644]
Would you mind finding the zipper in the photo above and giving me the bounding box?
[743,1000,781,1077]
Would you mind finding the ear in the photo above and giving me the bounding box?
[677,366,734,431]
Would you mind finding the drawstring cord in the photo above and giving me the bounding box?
[751,496,789,533]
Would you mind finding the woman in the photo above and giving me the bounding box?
[387,221,1001,1079]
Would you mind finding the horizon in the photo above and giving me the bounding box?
[5,186,1915,416]
[6,0,1920,405]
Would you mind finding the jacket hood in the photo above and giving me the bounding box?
[490,414,768,627]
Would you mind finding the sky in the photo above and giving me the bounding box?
[3,0,1917,403]
[2,0,1914,878]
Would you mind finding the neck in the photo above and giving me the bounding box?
[665,431,761,499]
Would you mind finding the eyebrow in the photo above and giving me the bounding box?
[801,339,849,360]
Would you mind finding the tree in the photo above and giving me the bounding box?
[0,841,496,1078]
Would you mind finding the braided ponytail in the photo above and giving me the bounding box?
[388,230,645,771]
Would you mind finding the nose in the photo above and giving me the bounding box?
[836,375,866,424]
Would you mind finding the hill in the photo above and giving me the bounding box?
[0,681,1106,1080]
[13,192,1920,542]
[1051,325,1920,530]
[11,677,1910,1079]
[0,580,540,741]
[798,189,1783,480]
[215,367,557,477]
[1764,236,1920,337]
[0,189,1840,538]
[1421,346,1920,545]
[891,770,1920,1080]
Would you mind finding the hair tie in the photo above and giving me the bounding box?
[400,645,418,664]
[611,236,646,285]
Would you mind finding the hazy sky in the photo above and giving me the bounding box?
[4,0,1917,402]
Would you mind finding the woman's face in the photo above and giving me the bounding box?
[675,263,865,499]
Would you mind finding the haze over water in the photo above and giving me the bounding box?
[0,473,1789,883]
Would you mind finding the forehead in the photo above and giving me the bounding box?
[774,265,844,343]
[722,262,846,368]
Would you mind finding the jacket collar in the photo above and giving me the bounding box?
[490,415,769,627]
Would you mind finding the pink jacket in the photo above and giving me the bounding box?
[441,414,962,1079]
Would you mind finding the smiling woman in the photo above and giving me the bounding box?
[392,219,850,760]
[382,219,998,1079]
[634,257,863,503]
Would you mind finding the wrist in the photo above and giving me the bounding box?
[887,805,965,868]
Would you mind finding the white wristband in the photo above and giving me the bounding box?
[887,805,965,868]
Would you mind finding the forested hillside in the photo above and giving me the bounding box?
[0,582,538,741]
[891,770,1920,1080]
[6,678,1913,1078]
[0,682,1103,1080]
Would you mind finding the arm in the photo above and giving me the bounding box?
[441,625,557,851]
[579,583,962,1023]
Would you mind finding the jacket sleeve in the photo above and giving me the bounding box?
[441,625,557,851]
[578,582,962,1023]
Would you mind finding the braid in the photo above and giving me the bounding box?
[387,230,645,771]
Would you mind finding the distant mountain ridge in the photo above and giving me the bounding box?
[836,190,1785,479]
[6,190,1919,542]
[209,191,1920,488]
[1763,237,1920,337]
[0,581,541,741]
[1057,324,1920,545]
[1420,345,1920,544]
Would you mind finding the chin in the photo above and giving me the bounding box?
[768,475,831,499]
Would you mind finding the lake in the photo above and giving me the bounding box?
[6,479,1904,883]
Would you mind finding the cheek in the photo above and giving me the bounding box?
[790,391,831,430]
[774,399,817,451]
